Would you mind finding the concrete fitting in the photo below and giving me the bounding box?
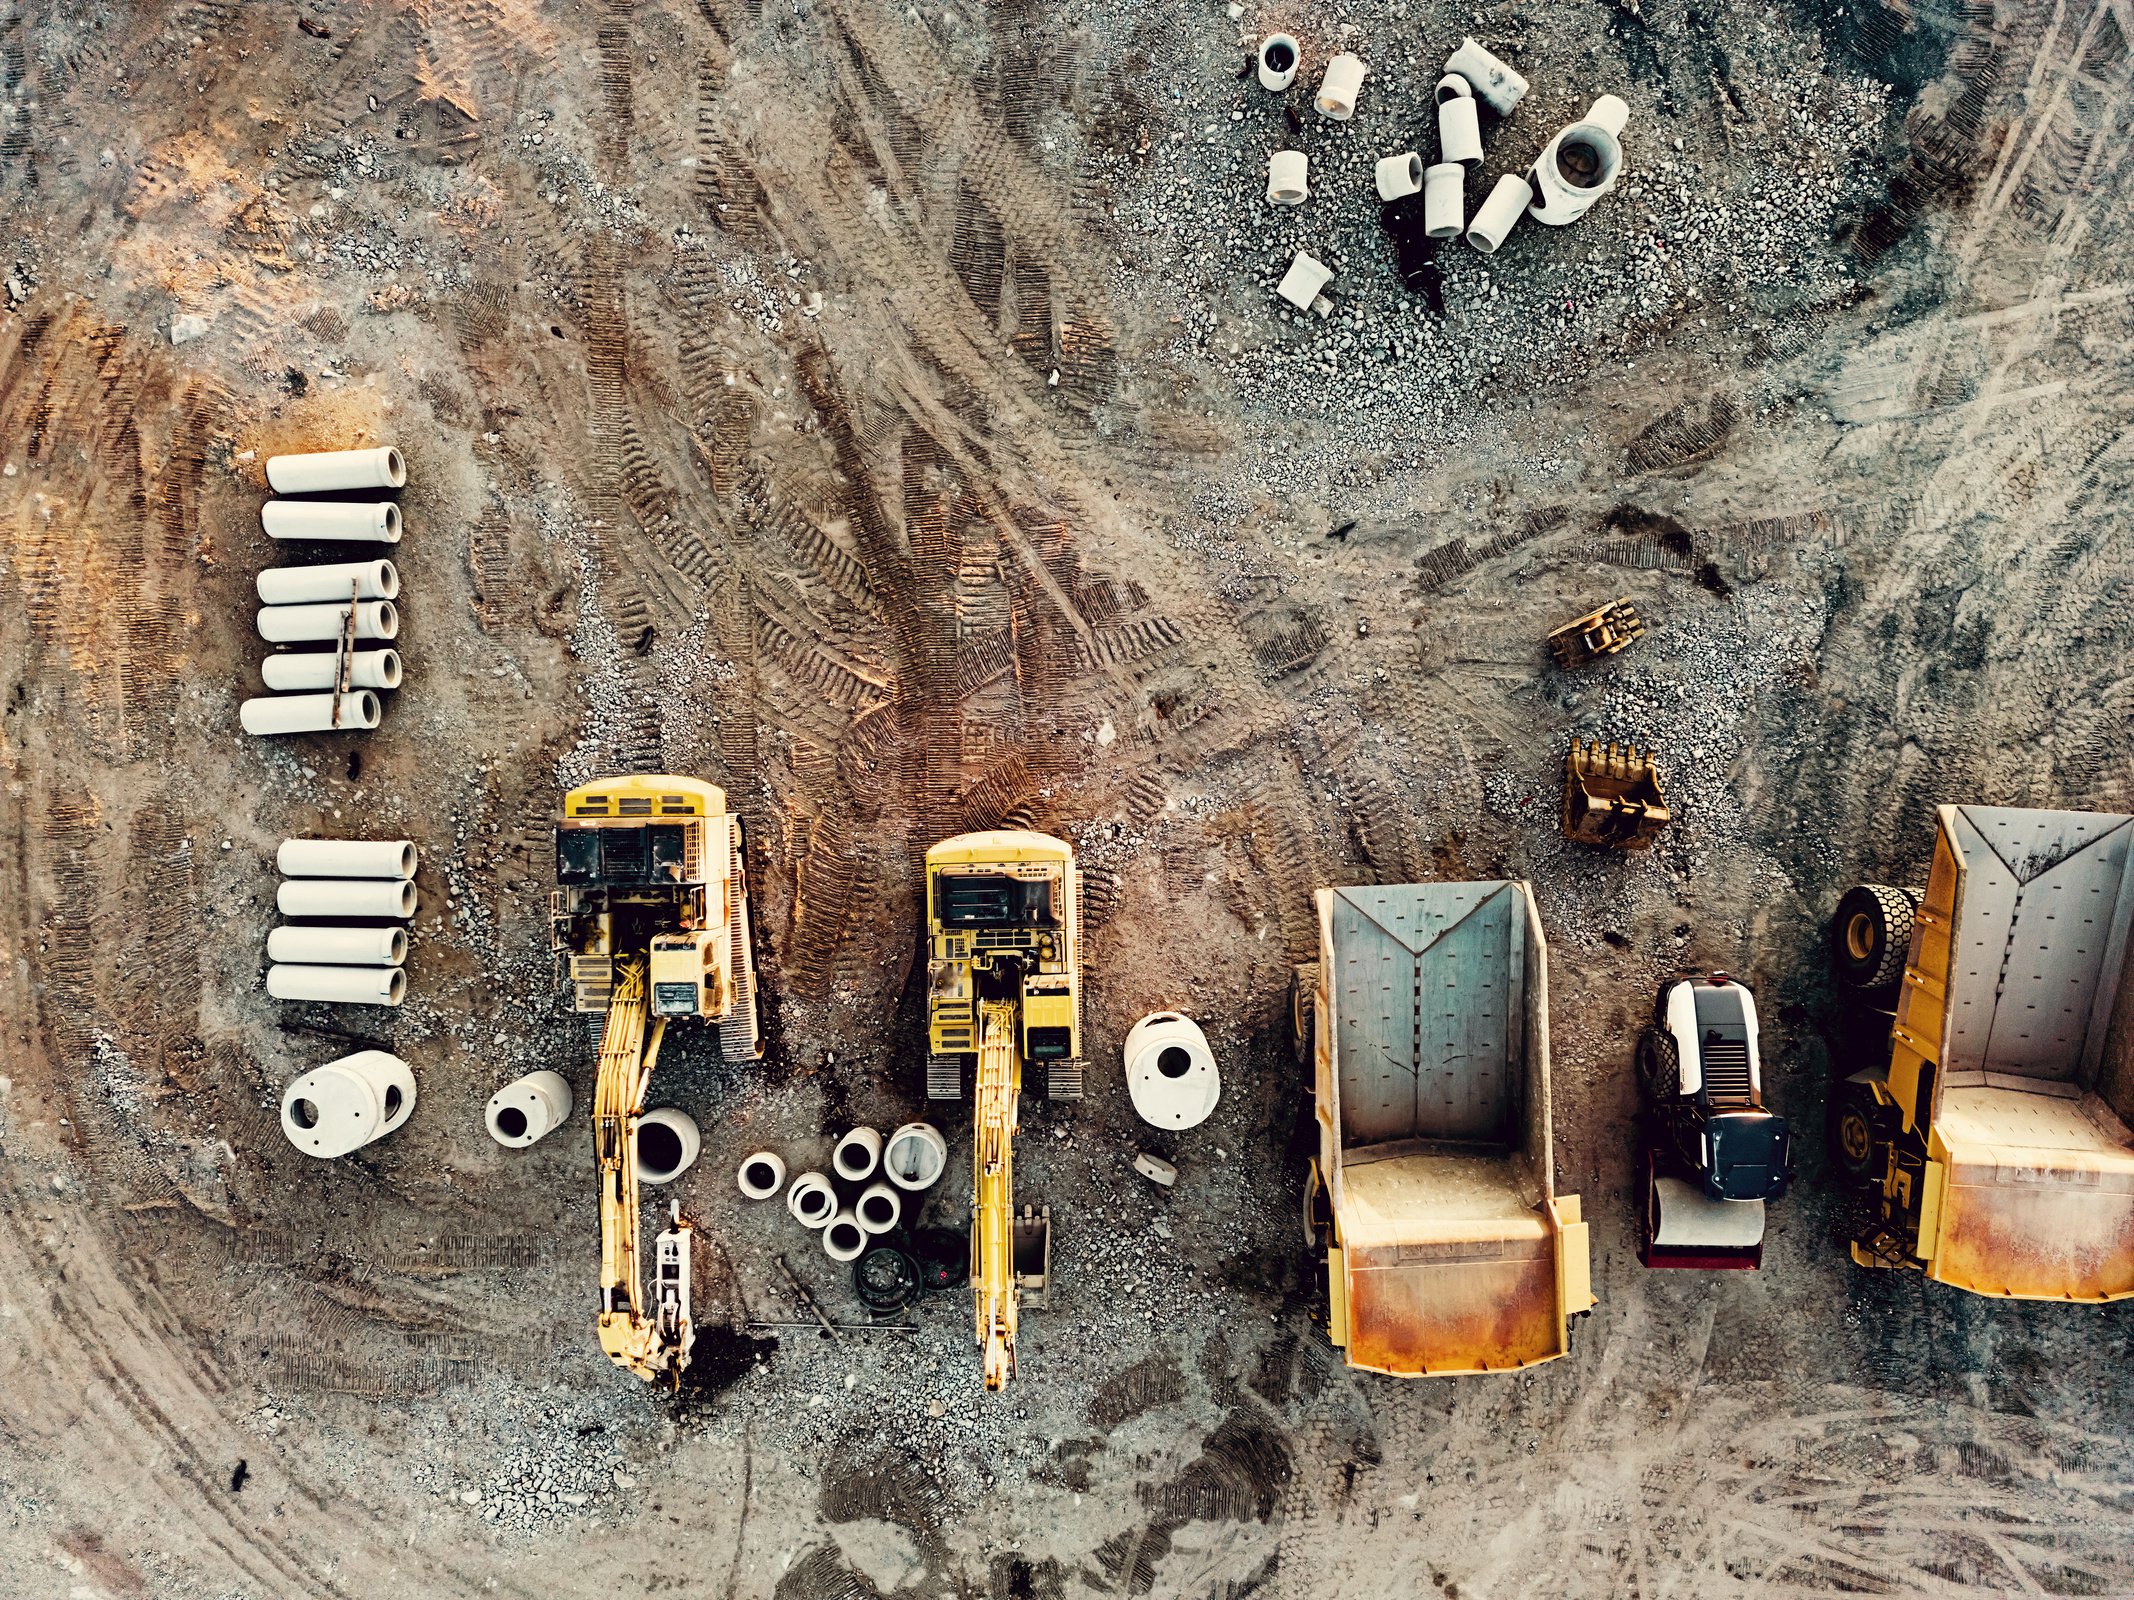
[1466,172,1534,253]
[634,1107,701,1185]
[856,1182,902,1234]
[256,559,399,607]
[1266,150,1309,207]
[1526,96,1629,226]
[267,963,406,1006]
[1436,88,1484,169]
[263,649,402,692]
[737,1151,787,1200]
[883,1122,948,1191]
[1423,162,1467,238]
[240,691,381,735]
[266,925,408,966]
[787,1171,837,1228]
[832,1126,883,1183]
[1374,152,1423,202]
[278,838,418,879]
[1256,33,1299,91]
[1444,37,1527,115]
[486,1070,573,1148]
[265,446,406,494]
[262,499,402,543]
[276,876,419,919]
[822,1208,868,1263]
[1124,1012,1222,1130]
[281,1049,415,1158]
[1134,1151,1179,1188]
[1276,251,1334,312]
[257,600,398,644]
[1315,53,1365,120]
[1435,71,1474,104]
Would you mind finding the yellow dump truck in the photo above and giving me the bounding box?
[1298,881,1593,1376]
[1829,805,2134,1300]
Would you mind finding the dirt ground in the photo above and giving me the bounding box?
[4,0,2134,1594]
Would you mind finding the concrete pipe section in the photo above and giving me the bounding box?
[883,1122,948,1191]
[278,877,418,919]
[1527,95,1629,226]
[737,1151,787,1200]
[1315,52,1365,120]
[266,925,407,966]
[1256,32,1299,92]
[821,1208,868,1263]
[279,838,417,879]
[1436,84,1483,169]
[856,1182,902,1235]
[1423,162,1467,238]
[256,559,398,607]
[1124,1012,1221,1130]
[262,499,402,543]
[832,1126,883,1183]
[634,1108,701,1184]
[1444,36,1527,115]
[263,649,402,692]
[265,446,406,494]
[257,599,398,644]
[267,964,406,1006]
[282,1049,416,1158]
[1266,150,1309,207]
[1276,251,1334,313]
[241,691,381,735]
[486,1070,573,1149]
[1467,173,1534,253]
[1374,152,1423,203]
[787,1171,837,1228]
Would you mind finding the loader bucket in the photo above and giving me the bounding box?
[1562,739,1670,848]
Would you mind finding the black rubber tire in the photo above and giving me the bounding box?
[1290,963,1319,1069]
[1830,883,1922,992]
[909,1227,967,1295]
[1636,1026,1681,1104]
[1829,1082,1887,1183]
[853,1245,920,1315]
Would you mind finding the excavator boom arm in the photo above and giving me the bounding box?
[592,959,684,1382]
[973,998,1021,1391]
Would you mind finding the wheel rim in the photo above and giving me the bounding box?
[1845,912,1877,963]
[1839,1110,1873,1165]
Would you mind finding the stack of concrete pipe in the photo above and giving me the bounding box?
[243,447,407,737]
[751,1122,948,1263]
[266,837,417,1007]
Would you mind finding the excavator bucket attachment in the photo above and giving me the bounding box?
[1012,1205,1052,1308]
[1562,739,1670,849]
[1546,597,1644,669]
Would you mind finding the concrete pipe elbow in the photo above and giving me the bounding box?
[1276,251,1334,312]
[1444,36,1527,115]
[1467,172,1534,253]
[737,1151,787,1200]
[1422,163,1467,238]
[1374,151,1423,203]
[856,1182,902,1235]
[787,1171,837,1228]
[257,599,398,644]
[263,649,402,692]
[282,1049,415,1158]
[266,924,407,966]
[1527,104,1627,226]
[262,499,402,543]
[278,838,417,879]
[1266,150,1309,207]
[267,963,406,1007]
[1436,91,1483,169]
[256,559,398,607]
[241,691,382,735]
[1256,33,1299,92]
[1315,52,1366,120]
[635,1107,701,1185]
[1124,1012,1221,1130]
[486,1070,573,1149]
[832,1126,883,1183]
[822,1208,869,1263]
[265,446,406,494]
[277,876,419,919]
[883,1122,948,1191]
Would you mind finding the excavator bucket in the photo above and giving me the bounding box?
[1546,597,1644,669]
[1562,739,1670,848]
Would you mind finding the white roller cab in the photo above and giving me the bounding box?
[1124,1012,1220,1130]
[282,1050,415,1158]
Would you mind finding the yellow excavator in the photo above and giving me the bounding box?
[551,774,760,1383]
[924,831,1082,1390]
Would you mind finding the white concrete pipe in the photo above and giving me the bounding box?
[1275,251,1334,313]
[276,877,419,919]
[1266,150,1309,207]
[1527,96,1629,226]
[855,1182,902,1235]
[832,1126,883,1183]
[821,1208,868,1263]
[240,691,382,735]
[262,500,402,544]
[278,838,418,879]
[1124,1011,1222,1130]
[257,600,398,644]
[266,447,406,494]
[256,559,399,607]
[635,1107,701,1184]
[883,1122,948,1191]
[1423,162,1466,238]
[737,1151,787,1200]
[1467,172,1534,253]
[267,963,407,1006]
[787,1171,837,1228]
[486,1070,573,1149]
[266,925,408,966]
[1374,152,1423,202]
[282,1049,415,1158]
[1444,37,1527,115]
[263,649,402,693]
[1256,33,1299,91]
[1436,85,1484,169]
[1315,52,1366,120]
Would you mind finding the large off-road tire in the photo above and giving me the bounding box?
[1829,1081,1890,1183]
[1830,884,1924,992]
[1290,963,1319,1068]
[1636,1026,1681,1104]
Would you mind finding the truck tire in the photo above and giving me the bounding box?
[1829,1081,1889,1182]
[1830,884,1921,992]
[1290,963,1319,1068]
[1636,1027,1680,1104]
